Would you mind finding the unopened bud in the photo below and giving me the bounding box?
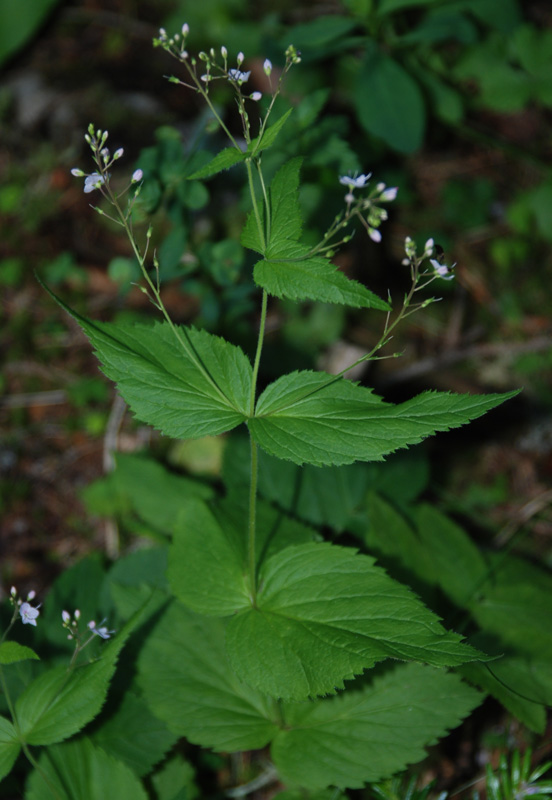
[263,58,272,76]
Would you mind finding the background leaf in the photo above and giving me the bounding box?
[138,601,279,751]
[272,664,482,789]
[25,737,148,800]
[0,642,39,666]
[187,147,246,180]
[355,42,425,153]
[0,716,20,782]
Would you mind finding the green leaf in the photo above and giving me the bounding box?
[0,0,62,68]
[15,598,153,746]
[250,371,518,467]
[249,108,293,156]
[25,737,148,800]
[377,0,440,14]
[138,601,279,751]
[0,715,20,782]
[168,495,318,616]
[152,755,199,800]
[226,541,487,700]
[272,663,482,789]
[267,158,303,247]
[187,147,246,180]
[42,284,252,439]
[92,691,178,777]
[355,44,425,153]
[0,641,39,665]
[254,242,389,309]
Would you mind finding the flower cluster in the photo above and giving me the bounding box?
[338,171,398,243]
[403,236,456,281]
[70,124,143,196]
[9,586,40,627]
[62,608,115,642]
[154,23,300,109]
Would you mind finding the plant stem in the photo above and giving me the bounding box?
[248,435,259,605]
[250,290,268,415]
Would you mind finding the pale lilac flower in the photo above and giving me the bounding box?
[263,59,272,76]
[228,68,250,84]
[83,173,105,194]
[380,186,398,201]
[250,92,262,101]
[430,258,455,280]
[132,169,143,182]
[87,619,115,640]
[339,173,371,189]
[20,602,40,626]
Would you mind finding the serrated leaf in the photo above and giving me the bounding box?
[250,372,518,467]
[25,737,148,800]
[0,715,20,782]
[15,598,153,746]
[91,691,178,777]
[42,283,252,440]
[254,241,389,309]
[138,601,278,751]
[267,158,303,246]
[272,663,482,789]
[249,108,293,156]
[226,541,487,700]
[187,146,246,180]
[0,641,39,665]
[168,495,318,616]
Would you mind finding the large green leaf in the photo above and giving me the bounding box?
[250,371,518,467]
[91,691,178,777]
[0,715,20,782]
[226,541,487,700]
[138,601,278,751]
[25,737,148,800]
[272,664,482,789]
[355,43,425,153]
[0,0,62,68]
[254,242,389,309]
[15,600,152,746]
[44,285,252,439]
[168,495,318,616]
[249,108,294,156]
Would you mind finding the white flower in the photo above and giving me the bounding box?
[430,258,455,280]
[228,68,250,84]
[250,92,262,101]
[87,619,115,640]
[20,602,40,626]
[131,169,143,182]
[83,173,105,194]
[380,186,398,201]
[339,173,371,189]
[263,58,272,76]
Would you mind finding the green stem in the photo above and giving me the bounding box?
[248,435,259,605]
[245,160,266,252]
[250,290,268,415]
[22,742,65,800]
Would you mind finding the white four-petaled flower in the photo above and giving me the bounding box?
[87,620,115,640]
[83,173,105,194]
[339,173,371,189]
[20,602,40,626]
[430,258,455,280]
[228,68,250,84]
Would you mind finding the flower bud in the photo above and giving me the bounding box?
[237,51,244,65]
[263,58,272,76]
[132,169,143,182]
[181,23,189,36]
[250,91,262,101]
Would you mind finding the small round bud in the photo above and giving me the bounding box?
[71,168,85,177]
[250,91,262,101]
[62,610,70,624]
[237,51,244,65]
[263,58,272,76]
[132,169,143,182]
[113,148,124,159]
[182,23,189,36]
